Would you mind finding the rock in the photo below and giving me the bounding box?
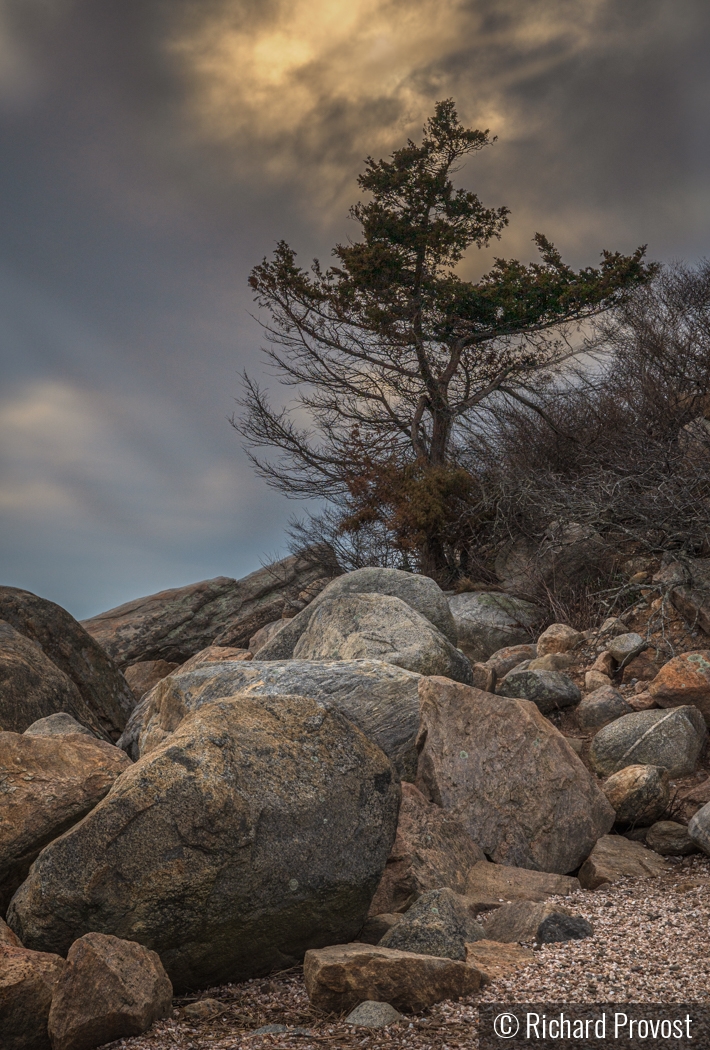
[0,944,66,1050]
[483,901,593,945]
[292,593,473,683]
[303,943,480,1014]
[81,548,340,664]
[447,592,542,663]
[123,660,179,700]
[344,1000,403,1028]
[602,765,670,827]
[585,669,613,691]
[379,888,485,960]
[578,835,667,889]
[23,713,95,737]
[357,914,403,944]
[178,646,252,672]
[576,687,633,730]
[415,677,614,873]
[368,782,485,915]
[0,919,21,947]
[0,587,134,741]
[589,706,707,777]
[0,730,131,911]
[465,860,580,903]
[249,620,288,654]
[7,694,399,992]
[599,617,627,636]
[527,653,574,672]
[47,933,172,1050]
[258,567,457,660]
[591,651,616,676]
[536,624,582,657]
[565,736,584,754]
[464,940,535,985]
[608,633,646,664]
[119,659,422,779]
[0,621,104,737]
[627,691,658,711]
[496,522,615,600]
[677,778,710,823]
[470,662,496,691]
[496,668,581,716]
[653,557,710,637]
[645,821,696,856]
[648,652,710,725]
[483,644,537,678]
[688,802,710,855]
[622,653,660,684]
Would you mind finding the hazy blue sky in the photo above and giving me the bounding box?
[1,0,708,618]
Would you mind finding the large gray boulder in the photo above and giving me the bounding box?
[447,592,542,663]
[292,594,472,684]
[80,547,340,666]
[496,668,581,716]
[0,588,134,741]
[7,694,399,992]
[589,706,707,777]
[415,677,614,873]
[257,567,457,660]
[117,658,422,779]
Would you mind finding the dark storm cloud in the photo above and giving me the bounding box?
[0,0,708,615]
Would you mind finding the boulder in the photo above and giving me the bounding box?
[249,620,288,654]
[589,706,706,777]
[368,782,485,915]
[464,940,535,985]
[414,677,614,873]
[496,522,615,600]
[607,633,646,664]
[123,660,179,700]
[118,658,422,779]
[536,624,582,657]
[648,651,710,725]
[645,821,696,856]
[0,731,130,911]
[578,835,667,889]
[7,695,399,992]
[496,668,581,716]
[465,860,580,903]
[80,547,340,665]
[447,592,542,663]
[378,888,485,960]
[483,644,537,679]
[482,901,592,945]
[688,802,710,855]
[292,593,472,683]
[602,765,670,827]
[344,1001,403,1028]
[577,686,633,730]
[23,713,95,738]
[0,587,134,741]
[178,646,252,672]
[0,944,66,1050]
[47,933,172,1050]
[252,567,457,661]
[0,621,104,737]
[303,943,480,1014]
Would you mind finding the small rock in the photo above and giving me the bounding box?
[483,901,592,945]
[379,888,485,960]
[344,1001,403,1027]
[464,940,536,985]
[688,802,710,855]
[591,651,616,676]
[465,860,580,903]
[482,644,537,679]
[357,914,403,945]
[645,821,696,856]
[585,670,612,691]
[608,633,646,664]
[577,686,633,730]
[303,943,480,1013]
[536,623,582,657]
[47,933,173,1050]
[649,652,710,725]
[23,713,95,738]
[182,998,222,1020]
[589,706,707,777]
[496,668,581,716]
[578,835,667,889]
[0,944,66,1050]
[599,617,627,636]
[602,764,670,826]
[627,691,658,711]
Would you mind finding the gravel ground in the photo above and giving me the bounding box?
[107,855,710,1050]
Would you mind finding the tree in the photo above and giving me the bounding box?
[235,100,656,578]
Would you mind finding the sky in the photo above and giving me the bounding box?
[1,0,709,619]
